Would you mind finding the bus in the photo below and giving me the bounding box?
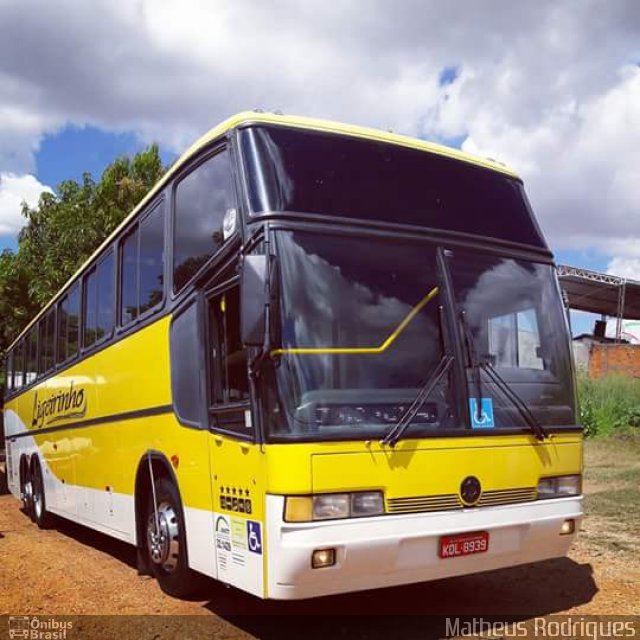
[2,112,582,600]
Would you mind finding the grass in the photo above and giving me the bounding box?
[581,435,640,556]
[577,374,640,437]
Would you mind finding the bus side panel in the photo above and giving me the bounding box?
[3,317,219,575]
[3,402,22,498]
[210,433,268,597]
[69,317,217,574]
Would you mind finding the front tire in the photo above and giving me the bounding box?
[145,477,199,598]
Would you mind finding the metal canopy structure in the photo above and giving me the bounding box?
[557,264,640,339]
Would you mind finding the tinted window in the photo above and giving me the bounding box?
[171,301,204,427]
[84,251,115,347]
[174,150,235,292]
[241,126,546,249]
[266,231,453,441]
[140,207,165,313]
[26,328,38,384]
[121,226,138,325]
[14,342,24,389]
[121,204,165,325]
[58,283,80,363]
[84,268,99,347]
[6,353,12,392]
[97,251,115,338]
[38,311,55,374]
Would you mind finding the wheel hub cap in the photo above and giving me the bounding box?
[146,502,180,572]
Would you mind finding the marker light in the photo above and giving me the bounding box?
[312,548,336,569]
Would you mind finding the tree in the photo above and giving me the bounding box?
[0,144,166,356]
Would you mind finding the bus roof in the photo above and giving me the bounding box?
[6,111,519,352]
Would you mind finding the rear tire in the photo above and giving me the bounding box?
[31,459,53,529]
[21,458,34,517]
[145,476,200,598]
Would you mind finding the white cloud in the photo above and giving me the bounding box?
[0,173,53,237]
[607,257,640,282]
[460,65,640,252]
[0,0,638,255]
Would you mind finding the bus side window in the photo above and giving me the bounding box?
[38,310,55,375]
[6,353,13,393]
[26,327,38,384]
[209,286,252,435]
[120,203,165,326]
[173,148,236,293]
[57,282,80,364]
[15,341,24,390]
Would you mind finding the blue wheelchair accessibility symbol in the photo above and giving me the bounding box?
[469,398,495,429]
[247,520,262,555]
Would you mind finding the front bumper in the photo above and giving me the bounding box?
[265,494,582,600]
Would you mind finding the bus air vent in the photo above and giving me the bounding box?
[386,487,537,514]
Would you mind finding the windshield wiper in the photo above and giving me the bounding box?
[459,310,484,423]
[479,361,548,441]
[382,354,454,447]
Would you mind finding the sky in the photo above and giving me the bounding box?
[0,0,638,335]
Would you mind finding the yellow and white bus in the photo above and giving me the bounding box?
[3,112,582,600]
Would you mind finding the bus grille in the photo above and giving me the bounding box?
[386,487,537,514]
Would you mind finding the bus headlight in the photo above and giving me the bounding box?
[351,491,384,517]
[537,475,582,499]
[284,491,385,522]
[314,494,350,520]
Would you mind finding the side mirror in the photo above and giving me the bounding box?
[241,255,268,346]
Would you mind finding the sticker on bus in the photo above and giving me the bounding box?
[469,398,495,428]
[215,512,264,596]
[247,520,262,555]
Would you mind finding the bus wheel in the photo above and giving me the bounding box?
[21,462,34,517]
[145,477,198,598]
[31,459,53,529]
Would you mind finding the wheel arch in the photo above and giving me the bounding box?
[133,451,182,549]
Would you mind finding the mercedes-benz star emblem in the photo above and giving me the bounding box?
[460,476,482,506]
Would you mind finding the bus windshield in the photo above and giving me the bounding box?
[240,125,546,249]
[264,231,575,441]
[447,249,576,428]
[266,230,459,440]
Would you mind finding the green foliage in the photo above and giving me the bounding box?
[0,145,166,356]
[578,374,640,438]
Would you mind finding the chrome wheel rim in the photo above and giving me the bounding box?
[147,501,180,573]
[23,479,33,510]
[33,472,43,519]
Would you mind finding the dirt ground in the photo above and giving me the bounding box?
[0,438,638,638]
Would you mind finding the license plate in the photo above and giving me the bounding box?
[439,531,489,559]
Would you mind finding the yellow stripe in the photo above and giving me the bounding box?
[271,286,439,356]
